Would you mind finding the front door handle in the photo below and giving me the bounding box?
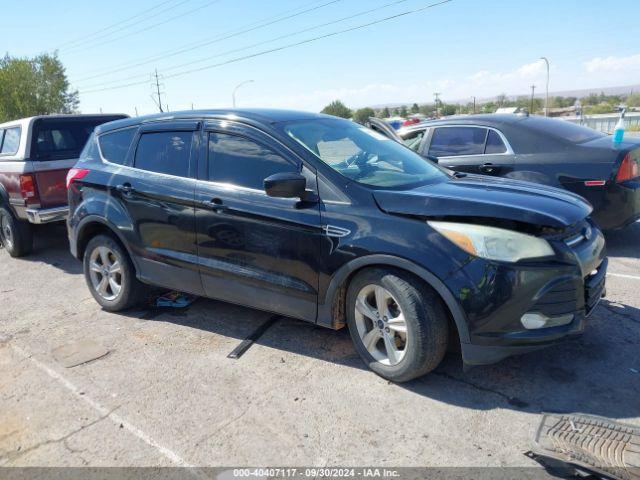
[115,183,134,195]
[200,197,227,213]
[479,163,501,174]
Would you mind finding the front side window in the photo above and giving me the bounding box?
[428,127,488,157]
[208,132,297,190]
[134,131,192,177]
[280,118,445,189]
[99,127,137,165]
[1,127,21,155]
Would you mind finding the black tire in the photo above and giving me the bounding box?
[83,234,146,311]
[0,206,33,258]
[346,268,448,383]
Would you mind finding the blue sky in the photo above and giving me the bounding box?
[2,0,640,115]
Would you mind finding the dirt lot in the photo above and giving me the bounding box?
[0,222,639,468]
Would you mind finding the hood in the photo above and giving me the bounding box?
[373,174,592,228]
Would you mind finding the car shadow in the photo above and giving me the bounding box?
[6,222,640,420]
[15,223,82,275]
[120,292,640,421]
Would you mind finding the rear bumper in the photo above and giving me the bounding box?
[26,206,69,224]
[593,179,640,230]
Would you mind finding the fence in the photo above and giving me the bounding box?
[563,112,640,134]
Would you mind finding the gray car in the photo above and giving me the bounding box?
[366,114,640,230]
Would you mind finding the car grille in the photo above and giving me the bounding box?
[585,258,607,315]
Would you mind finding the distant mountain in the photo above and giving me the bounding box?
[369,84,640,109]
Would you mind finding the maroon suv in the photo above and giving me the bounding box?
[0,114,126,257]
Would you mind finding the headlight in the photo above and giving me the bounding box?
[428,221,554,262]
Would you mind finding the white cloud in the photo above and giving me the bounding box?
[584,53,640,73]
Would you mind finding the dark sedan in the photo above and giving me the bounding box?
[368,114,640,230]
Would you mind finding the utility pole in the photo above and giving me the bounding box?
[152,69,164,113]
[530,85,536,114]
[433,92,440,118]
[134,107,138,117]
[471,96,476,114]
[540,57,549,116]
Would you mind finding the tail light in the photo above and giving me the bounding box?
[19,174,39,205]
[66,168,90,189]
[616,153,639,183]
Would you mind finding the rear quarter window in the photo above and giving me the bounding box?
[98,127,137,165]
[522,116,605,144]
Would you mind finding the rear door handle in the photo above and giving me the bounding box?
[479,163,501,174]
[115,183,134,194]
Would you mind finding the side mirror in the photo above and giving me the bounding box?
[264,172,306,199]
[423,154,439,163]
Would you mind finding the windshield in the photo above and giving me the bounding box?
[280,118,445,188]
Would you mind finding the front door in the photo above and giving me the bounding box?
[425,126,515,176]
[116,121,202,295]
[195,121,322,321]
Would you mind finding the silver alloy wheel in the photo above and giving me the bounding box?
[354,284,408,366]
[88,246,123,301]
[1,214,13,250]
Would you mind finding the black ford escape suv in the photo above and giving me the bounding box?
[67,110,606,382]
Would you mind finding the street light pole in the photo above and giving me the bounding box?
[471,96,476,114]
[232,80,254,108]
[433,92,440,118]
[540,57,549,116]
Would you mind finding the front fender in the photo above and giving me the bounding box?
[317,253,470,344]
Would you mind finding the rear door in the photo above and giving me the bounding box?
[195,120,322,321]
[425,125,515,176]
[116,121,202,295]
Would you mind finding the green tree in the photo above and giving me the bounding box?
[0,53,78,122]
[440,103,456,116]
[320,100,352,119]
[353,107,375,124]
[381,106,391,118]
[399,105,408,117]
[393,107,400,116]
[410,103,419,114]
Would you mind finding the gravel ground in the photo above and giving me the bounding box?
[0,222,639,469]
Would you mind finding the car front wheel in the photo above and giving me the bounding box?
[83,234,145,311]
[346,268,448,383]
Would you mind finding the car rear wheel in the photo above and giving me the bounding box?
[0,206,33,258]
[83,234,145,311]
[346,268,448,383]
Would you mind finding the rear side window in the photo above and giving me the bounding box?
[31,118,122,160]
[99,127,137,165]
[208,132,297,190]
[428,127,488,157]
[134,131,192,177]
[485,130,507,154]
[0,127,21,155]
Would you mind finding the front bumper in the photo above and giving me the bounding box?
[26,206,69,224]
[444,223,607,366]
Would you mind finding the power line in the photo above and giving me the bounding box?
[58,0,190,52]
[73,0,341,83]
[79,0,453,95]
[55,0,181,50]
[63,0,223,55]
[77,0,413,90]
